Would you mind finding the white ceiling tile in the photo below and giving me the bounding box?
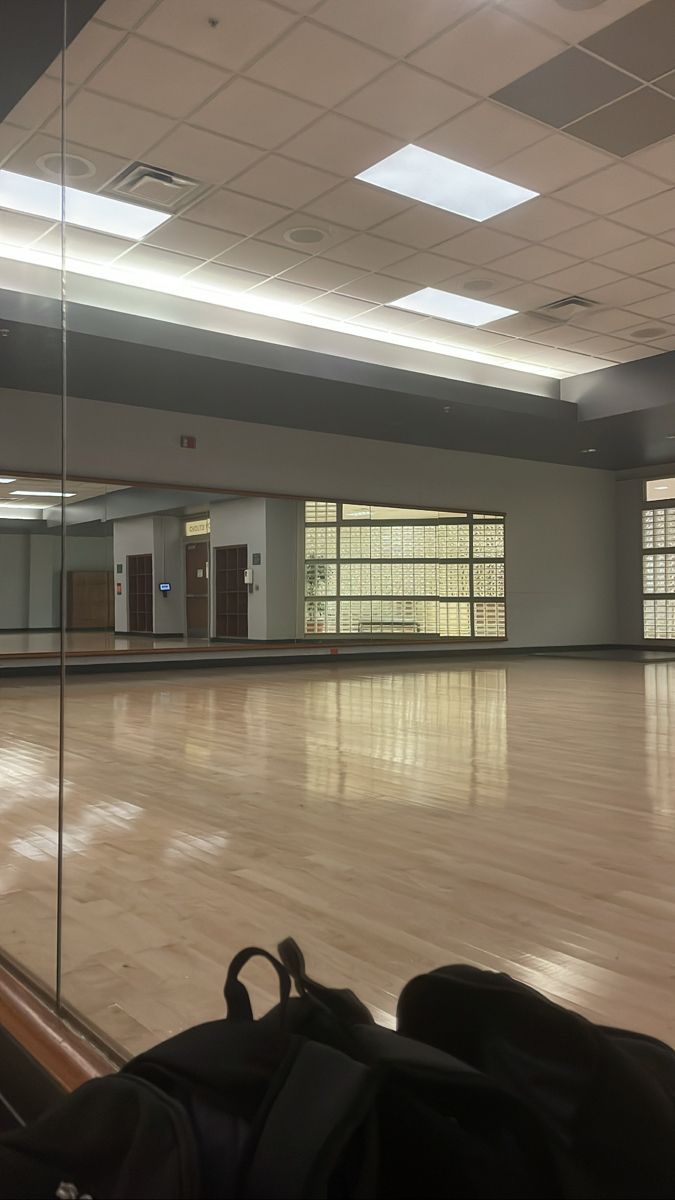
[642,262,675,288]
[546,219,642,258]
[4,132,126,193]
[314,0,482,56]
[325,233,412,270]
[256,212,354,252]
[138,0,296,71]
[45,90,173,158]
[434,324,523,351]
[570,307,642,333]
[247,23,390,108]
[228,154,339,209]
[369,205,473,249]
[96,0,157,29]
[613,190,675,234]
[88,37,227,119]
[275,0,323,10]
[191,79,321,150]
[145,219,242,258]
[485,337,552,362]
[487,280,567,310]
[216,239,305,275]
[37,226,134,262]
[609,343,662,361]
[491,197,589,240]
[186,262,264,291]
[496,134,612,193]
[553,164,668,215]
[420,100,549,169]
[629,136,675,184]
[566,334,633,358]
[435,267,523,297]
[247,278,324,304]
[336,274,417,303]
[433,226,528,264]
[526,324,598,349]
[585,277,667,306]
[500,0,652,42]
[410,9,564,96]
[147,126,261,185]
[305,293,377,319]
[305,180,411,230]
[381,252,467,286]
[539,260,624,293]
[481,311,561,337]
[0,123,27,164]
[491,244,579,280]
[115,244,200,275]
[7,77,62,130]
[649,334,675,352]
[47,20,125,85]
[627,293,675,318]
[280,257,362,289]
[339,65,473,141]
[597,238,675,274]
[357,307,427,333]
[281,114,402,177]
[186,188,289,235]
[526,346,610,372]
[0,212,56,246]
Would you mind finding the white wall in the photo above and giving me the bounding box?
[209,499,267,639]
[0,531,113,629]
[6,389,618,647]
[113,516,154,633]
[153,517,184,635]
[265,499,300,639]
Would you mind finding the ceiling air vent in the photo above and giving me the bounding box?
[106,162,204,209]
[537,295,600,321]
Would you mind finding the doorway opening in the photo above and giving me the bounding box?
[185,542,209,638]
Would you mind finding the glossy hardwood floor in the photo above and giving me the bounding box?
[2,656,675,1057]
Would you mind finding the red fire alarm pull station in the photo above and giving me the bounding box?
[180,435,197,449]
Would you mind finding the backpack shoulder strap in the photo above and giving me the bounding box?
[242,1039,376,1200]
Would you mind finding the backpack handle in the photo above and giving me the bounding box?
[224,947,291,1021]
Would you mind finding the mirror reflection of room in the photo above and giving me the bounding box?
[0,476,506,659]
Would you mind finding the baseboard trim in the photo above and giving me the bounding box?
[113,630,185,639]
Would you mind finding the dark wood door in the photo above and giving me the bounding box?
[128,553,153,633]
[215,545,248,638]
[67,570,114,629]
[185,542,209,637]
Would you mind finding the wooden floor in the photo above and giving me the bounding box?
[1,656,675,1057]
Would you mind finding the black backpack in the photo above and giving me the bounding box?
[2,939,675,1199]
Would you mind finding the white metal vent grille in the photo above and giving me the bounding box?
[107,162,204,209]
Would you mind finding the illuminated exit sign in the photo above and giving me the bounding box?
[185,518,210,537]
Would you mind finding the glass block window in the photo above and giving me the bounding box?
[304,501,506,638]
[643,504,675,638]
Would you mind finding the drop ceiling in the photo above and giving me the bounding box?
[1,0,675,389]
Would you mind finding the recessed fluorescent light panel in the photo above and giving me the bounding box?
[357,145,538,221]
[390,288,516,327]
[0,170,170,239]
[11,490,75,497]
[0,477,16,483]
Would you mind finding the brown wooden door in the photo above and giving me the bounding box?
[215,545,248,638]
[67,570,114,629]
[185,542,209,637]
[127,553,153,633]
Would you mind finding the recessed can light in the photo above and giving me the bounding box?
[283,225,328,246]
[36,152,96,181]
[357,144,538,222]
[461,279,495,294]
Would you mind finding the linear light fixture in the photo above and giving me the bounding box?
[0,512,38,520]
[0,170,170,239]
[11,489,76,497]
[357,144,538,221]
[0,501,51,509]
[0,476,16,483]
[390,288,516,327]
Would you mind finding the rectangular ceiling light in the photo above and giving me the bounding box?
[0,476,16,483]
[0,170,170,239]
[11,489,76,497]
[357,144,537,221]
[390,287,516,327]
[0,501,51,509]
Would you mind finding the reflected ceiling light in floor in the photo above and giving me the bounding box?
[11,489,75,497]
[357,145,538,221]
[390,287,516,327]
[0,170,170,238]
